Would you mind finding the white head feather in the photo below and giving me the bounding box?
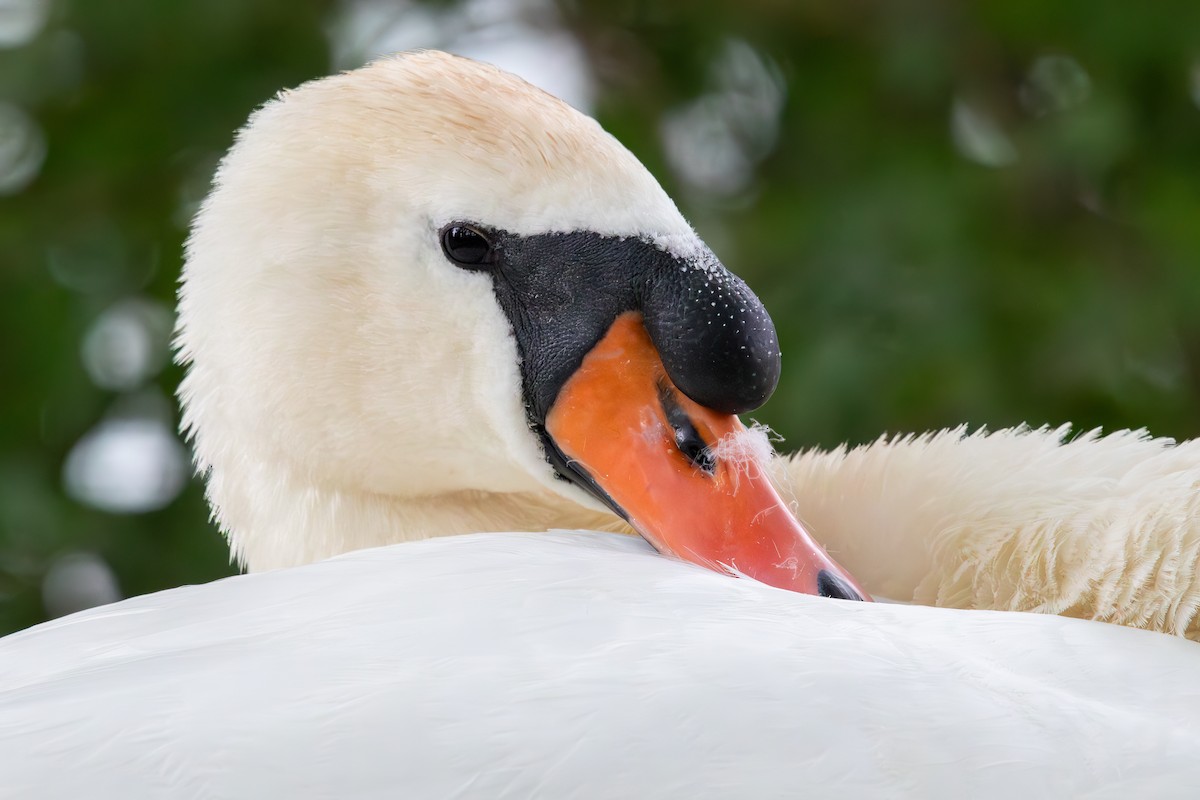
[176,51,700,569]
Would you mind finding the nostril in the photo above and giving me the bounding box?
[672,422,715,474]
[656,380,716,475]
[817,569,863,602]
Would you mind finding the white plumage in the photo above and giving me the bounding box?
[4,50,1200,797]
[4,533,1199,799]
[776,424,1200,639]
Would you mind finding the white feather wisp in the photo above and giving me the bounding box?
[709,422,780,491]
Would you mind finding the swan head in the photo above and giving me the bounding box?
[177,50,867,600]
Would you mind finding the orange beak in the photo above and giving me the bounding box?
[545,312,870,601]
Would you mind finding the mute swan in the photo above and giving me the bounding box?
[3,51,1200,797]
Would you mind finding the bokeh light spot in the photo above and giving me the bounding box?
[328,0,594,112]
[81,298,174,392]
[660,39,785,199]
[0,0,49,49]
[63,409,188,514]
[46,222,155,295]
[41,551,122,619]
[1020,54,1092,117]
[0,101,46,195]
[951,98,1017,168]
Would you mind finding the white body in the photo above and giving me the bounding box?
[3,532,1199,799]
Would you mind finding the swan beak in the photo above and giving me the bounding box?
[545,312,871,601]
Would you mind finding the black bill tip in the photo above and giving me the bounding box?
[817,569,865,602]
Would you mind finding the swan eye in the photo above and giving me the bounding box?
[441,224,494,268]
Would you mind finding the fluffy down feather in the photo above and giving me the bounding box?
[773,425,1200,639]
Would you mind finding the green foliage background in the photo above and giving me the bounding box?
[2,0,1199,635]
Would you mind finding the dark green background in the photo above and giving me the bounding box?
[3,0,1199,635]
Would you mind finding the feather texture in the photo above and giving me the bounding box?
[3,532,1199,799]
[774,425,1200,639]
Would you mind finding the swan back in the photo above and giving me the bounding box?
[3,531,1199,798]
